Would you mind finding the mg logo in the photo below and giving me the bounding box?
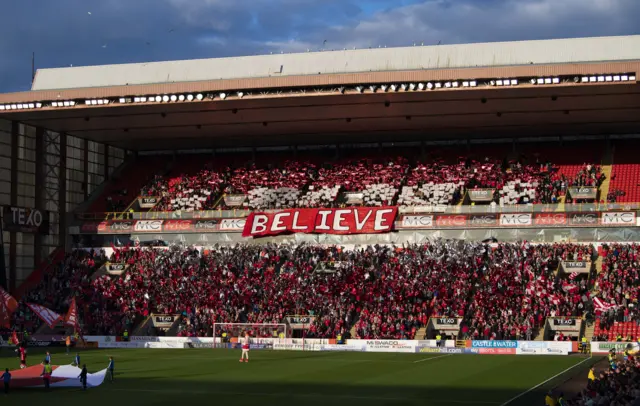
[400,215,434,228]
[601,212,635,225]
[535,213,567,225]
[220,219,246,231]
[499,213,532,226]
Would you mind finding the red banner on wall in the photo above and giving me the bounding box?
[242,207,398,238]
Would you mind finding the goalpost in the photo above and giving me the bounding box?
[212,323,288,349]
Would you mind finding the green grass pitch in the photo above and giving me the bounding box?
[0,348,598,406]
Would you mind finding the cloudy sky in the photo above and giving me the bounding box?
[1,0,639,93]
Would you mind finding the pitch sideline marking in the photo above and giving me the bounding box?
[111,388,500,404]
[498,355,593,406]
[413,353,453,363]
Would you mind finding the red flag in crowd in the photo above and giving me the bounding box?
[593,297,617,312]
[64,297,80,331]
[569,272,578,280]
[10,331,19,345]
[26,303,62,329]
[0,286,18,328]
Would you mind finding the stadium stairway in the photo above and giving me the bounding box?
[416,326,427,340]
[598,146,614,200]
[583,322,596,341]
[349,324,358,339]
[533,328,545,341]
[594,256,604,276]
[133,315,154,336]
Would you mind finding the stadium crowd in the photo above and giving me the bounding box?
[9,250,105,334]
[10,241,587,341]
[135,153,604,210]
[570,355,640,406]
[594,243,640,339]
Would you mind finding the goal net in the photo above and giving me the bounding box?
[212,323,288,349]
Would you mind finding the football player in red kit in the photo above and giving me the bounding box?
[240,332,250,363]
[17,346,27,369]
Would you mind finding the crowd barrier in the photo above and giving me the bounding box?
[7,336,597,356]
[589,341,640,354]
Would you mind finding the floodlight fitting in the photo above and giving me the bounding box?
[0,106,4,111]
[161,95,169,102]
[444,82,451,88]
[85,100,91,105]
[489,80,496,86]
[380,85,388,92]
[613,75,621,82]
[597,76,605,82]
[496,80,503,86]
[426,83,434,89]
[140,97,147,102]
[510,79,518,85]
[544,78,552,84]
[589,76,596,82]
[621,75,629,81]
[219,92,227,99]
[390,84,398,91]
[63,101,70,107]
[369,85,377,92]
[155,96,162,102]
[401,84,408,91]
[237,91,244,98]
[470,81,477,87]
[187,94,194,101]
[551,78,560,84]
[134,97,140,103]
[178,95,185,101]
[452,81,459,88]
[630,75,636,81]
[605,76,613,82]
[581,77,589,83]
[28,103,35,109]
[435,83,442,88]
[409,83,416,91]
[17,104,23,109]
[530,79,537,85]
[196,93,204,100]
[355,86,364,93]
[170,95,177,102]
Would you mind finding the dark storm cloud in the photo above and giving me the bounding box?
[1,0,638,93]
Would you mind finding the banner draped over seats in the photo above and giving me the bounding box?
[242,206,398,237]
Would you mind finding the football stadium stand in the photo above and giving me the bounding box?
[0,34,639,404]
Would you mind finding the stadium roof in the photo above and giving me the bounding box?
[32,35,640,91]
[0,35,638,151]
